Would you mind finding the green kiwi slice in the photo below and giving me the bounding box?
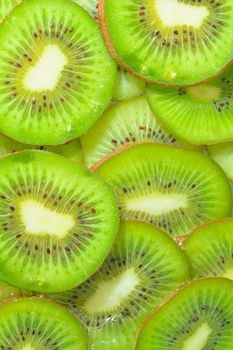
[147,64,233,144]
[0,298,87,349]
[0,0,116,145]
[73,0,99,19]
[183,219,233,280]
[81,96,199,169]
[0,281,31,302]
[136,278,233,350]
[40,221,191,350]
[96,144,232,238]
[112,67,145,101]
[0,150,118,292]
[208,143,233,181]
[99,0,233,86]
[0,134,83,163]
[0,0,22,23]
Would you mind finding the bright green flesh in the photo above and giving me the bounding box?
[147,65,233,144]
[42,221,190,350]
[112,67,145,101]
[183,220,233,280]
[0,298,87,349]
[208,143,233,181]
[96,144,232,238]
[0,0,116,145]
[81,96,200,168]
[0,150,118,292]
[0,281,31,301]
[0,0,21,22]
[136,278,233,350]
[0,135,83,163]
[73,0,99,19]
[103,0,233,85]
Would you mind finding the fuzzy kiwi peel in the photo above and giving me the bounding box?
[38,220,190,350]
[136,278,233,350]
[99,0,233,86]
[0,150,118,293]
[0,0,116,145]
[96,143,232,238]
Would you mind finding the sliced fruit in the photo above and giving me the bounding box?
[183,219,233,280]
[0,0,116,145]
[0,298,87,349]
[147,64,233,144]
[96,144,232,238]
[136,278,233,350]
[112,67,145,101]
[73,0,99,19]
[41,221,190,350]
[0,281,31,302]
[81,96,199,169]
[99,0,233,85]
[0,0,22,22]
[208,142,233,180]
[0,150,118,292]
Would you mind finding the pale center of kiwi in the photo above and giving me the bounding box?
[155,0,209,28]
[222,268,233,280]
[21,344,34,350]
[182,323,213,350]
[124,193,188,216]
[83,268,140,313]
[24,44,68,91]
[186,84,221,102]
[20,200,75,238]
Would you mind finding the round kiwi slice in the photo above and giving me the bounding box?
[183,219,233,280]
[136,278,233,350]
[95,144,232,238]
[147,64,233,144]
[0,281,31,302]
[0,150,118,292]
[0,0,116,145]
[112,67,145,101]
[0,134,83,163]
[81,96,200,169]
[0,0,22,23]
[99,0,233,86]
[40,221,191,350]
[73,0,99,19]
[208,142,233,181]
[0,298,87,349]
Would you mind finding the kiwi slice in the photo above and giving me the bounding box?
[73,0,99,19]
[0,0,22,23]
[0,134,83,163]
[81,96,200,169]
[183,219,233,280]
[0,0,116,145]
[147,64,233,144]
[0,298,87,349]
[99,0,233,86]
[41,221,190,350]
[208,143,233,181]
[96,144,232,238]
[136,278,233,350]
[0,150,118,292]
[0,281,31,302]
[112,67,145,101]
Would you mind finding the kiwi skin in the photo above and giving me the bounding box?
[98,0,233,87]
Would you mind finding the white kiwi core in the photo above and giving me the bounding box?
[182,323,213,350]
[83,268,140,313]
[24,44,68,91]
[21,344,34,350]
[156,0,209,28]
[124,193,188,216]
[187,84,221,102]
[20,200,75,238]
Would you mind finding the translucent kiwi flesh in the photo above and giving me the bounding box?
[0,0,22,22]
[208,142,233,181]
[81,96,200,169]
[96,144,232,238]
[0,150,118,292]
[0,298,87,349]
[136,278,233,350]
[39,221,190,350]
[183,219,233,280]
[112,67,145,101]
